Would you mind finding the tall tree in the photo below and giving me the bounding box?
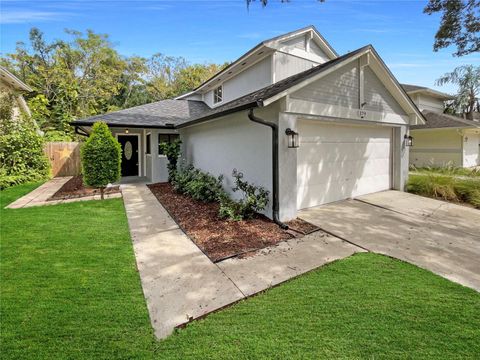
[2,28,128,137]
[436,64,480,119]
[424,0,480,56]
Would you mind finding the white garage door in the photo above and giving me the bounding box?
[297,120,392,209]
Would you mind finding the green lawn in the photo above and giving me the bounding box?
[1,184,479,359]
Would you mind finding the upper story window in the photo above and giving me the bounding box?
[213,85,223,104]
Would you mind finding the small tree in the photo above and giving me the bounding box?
[80,122,121,199]
[159,138,182,181]
[436,65,480,119]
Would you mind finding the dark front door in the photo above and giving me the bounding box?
[118,135,139,177]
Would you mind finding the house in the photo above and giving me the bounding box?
[403,84,480,168]
[0,66,33,120]
[72,26,425,222]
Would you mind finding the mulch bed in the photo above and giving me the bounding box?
[148,182,297,262]
[285,218,320,235]
[49,175,121,201]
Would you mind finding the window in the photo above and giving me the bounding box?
[213,85,223,104]
[158,134,179,155]
[145,133,151,155]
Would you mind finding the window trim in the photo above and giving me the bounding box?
[145,132,152,156]
[213,84,223,104]
[158,133,179,158]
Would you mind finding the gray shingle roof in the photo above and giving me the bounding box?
[73,99,210,128]
[74,45,417,130]
[72,46,369,129]
[411,110,480,130]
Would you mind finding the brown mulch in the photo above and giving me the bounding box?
[285,218,320,235]
[147,182,294,262]
[49,175,121,200]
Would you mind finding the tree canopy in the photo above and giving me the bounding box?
[424,0,480,56]
[1,28,227,140]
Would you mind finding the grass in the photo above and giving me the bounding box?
[408,167,480,208]
[1,183,480,359]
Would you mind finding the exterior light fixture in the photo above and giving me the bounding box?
[285,128,299,148]
[125,128,129,134]
[404,134,413,147]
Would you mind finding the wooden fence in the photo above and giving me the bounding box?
[44,142,82,177]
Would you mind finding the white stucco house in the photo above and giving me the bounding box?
[404,84,480,168]
[73,26,425,222]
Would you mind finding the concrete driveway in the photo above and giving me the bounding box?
[299,190,480,292]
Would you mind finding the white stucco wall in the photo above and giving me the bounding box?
[180,106,280,218]
[463,129,480,167]
[410,129,463,167]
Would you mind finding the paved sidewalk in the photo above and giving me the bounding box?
[6,176,122,209]
[121,183,244,339]
[122,183,360,339]
[7,177,71,208]
[218,232,362,296]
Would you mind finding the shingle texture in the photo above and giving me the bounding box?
[72,45,371,129]
[401,84,428,93]
[412,110,480,129]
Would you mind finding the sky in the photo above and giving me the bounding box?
[1,0,478,94]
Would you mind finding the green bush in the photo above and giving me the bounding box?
[80,122,121,198]
[0,93,50,189]
[172,163,225,202]
[219,169,269,220]
[159,138,182,181]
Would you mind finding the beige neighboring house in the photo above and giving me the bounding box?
[0,65,33,120]
[404,84,480,168]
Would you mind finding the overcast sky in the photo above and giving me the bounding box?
[1,0,478,94]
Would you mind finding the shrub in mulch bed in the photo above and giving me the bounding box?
[49,175,120,201]
[148,182,295,262]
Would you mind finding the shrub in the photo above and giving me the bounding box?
[80,122,121,199]
[159,138,182,181]
[219,169,269,220]
[172,163,225,202]
[407,173,480,209]
[0,93,50,189]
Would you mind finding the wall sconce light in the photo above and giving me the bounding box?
[285,128,299,148]
[125,128,129,134]
[404,134,413,147]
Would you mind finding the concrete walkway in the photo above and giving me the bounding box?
[7,177,71,208]
[6,176,122,209]
[300,191,480,292]
[122,183,360,339]
[122,183,244,339]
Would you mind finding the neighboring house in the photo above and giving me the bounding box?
[404,84,480,168]
[73,26,424,221]
[0,66,32,119]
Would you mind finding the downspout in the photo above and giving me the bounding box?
[248,107,289,230]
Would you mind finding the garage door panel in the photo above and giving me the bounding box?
[297,121,392,209]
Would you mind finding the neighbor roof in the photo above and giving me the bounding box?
[401,83,453,100]
[73,46,367,130]
[411,110,480,130]
[0,66,32,92]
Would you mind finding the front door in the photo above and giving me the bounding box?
[118,135,139,177]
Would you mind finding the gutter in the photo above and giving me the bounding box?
[247,107,288,230]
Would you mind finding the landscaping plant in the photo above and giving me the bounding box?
[0,93,50,189]
[219,169,269,220]
[80,122,121,199]
[172,163,225,202]
[159,138,182,181]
